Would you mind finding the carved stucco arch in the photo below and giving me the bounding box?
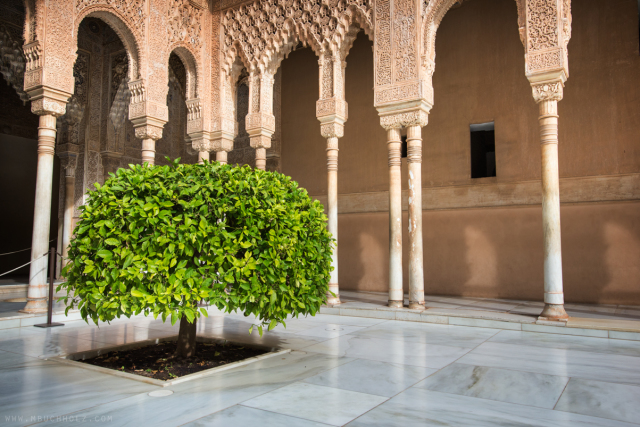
[422,0,526,64]
[169,43,199,100]
[74,7,143,81]
[221,0,373,75]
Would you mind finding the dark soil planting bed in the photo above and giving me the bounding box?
[80,341,268,381]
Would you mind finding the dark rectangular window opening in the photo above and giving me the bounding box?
[401,135,408,158]
[470,122,496,178]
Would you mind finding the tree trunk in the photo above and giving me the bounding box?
[175,316,197,359]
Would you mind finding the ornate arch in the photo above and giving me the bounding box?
[74,7,144,81]
[169,44,199,100]
[422,0,526,63]
[221,0,373,74]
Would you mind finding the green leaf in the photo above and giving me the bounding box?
[268,319,277,331]
[200,308,208,318]
[171,311,179,326]
[97,249,113,259]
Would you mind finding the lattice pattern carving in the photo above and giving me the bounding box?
[221,0,373,72]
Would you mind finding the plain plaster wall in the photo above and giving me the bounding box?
[280,0,640,304]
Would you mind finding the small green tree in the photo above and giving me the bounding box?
[60,159,333,358]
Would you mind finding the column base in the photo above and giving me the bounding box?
[388,300,403,308]
[19,297,48,314]
[408,302,425,310]
[326,296,341,306]
[538,303,569,321]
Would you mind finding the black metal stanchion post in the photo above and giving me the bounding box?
[34,247,64,328]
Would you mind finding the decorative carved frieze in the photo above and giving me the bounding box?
[245,112,276,133]
[526,0,559,52]
[168,0,203,48]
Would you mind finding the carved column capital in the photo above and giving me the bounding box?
[134,124,164,141]
[531,80,564,104]
[379,108,429,131]
[28,85,71,117]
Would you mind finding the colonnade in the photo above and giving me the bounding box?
[19,0,571,322]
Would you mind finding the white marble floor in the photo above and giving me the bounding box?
[1,309,640,426]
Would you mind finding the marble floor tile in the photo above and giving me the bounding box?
[0,361,157,427]
[0,333,112,358]
[423,301,468,309]
[303,335,471,369]
[0,326,44,342]
[490,330,640,357]
[566,311,631,321]
[35,351,354,427]
[184,405,332,427]
[555,378,640,425]
[242,382,387,426]
[293,324,365,339]
[458,342,640,386]
[297,313,389,327]
[350,320,500,348]
[198,325,330,350]
[346,387,638,427]
[0,349,42,370]
[303,358,436,397]
[416,363,569,408]
[72,325,176,345]
[458,301,520,312]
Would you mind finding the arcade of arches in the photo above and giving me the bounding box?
[0,0,639,321]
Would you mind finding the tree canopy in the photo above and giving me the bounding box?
[60,159,334,335]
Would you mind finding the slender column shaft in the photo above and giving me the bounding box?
[538,100,568,319]
[21,115,57,313]
[62,174,75,262]
[255,147,266,170]
[141,139,156,165]
[326,137,340,305]
[216,150,228,165]
[407,125,425,309]
[387,128,403,308]
[198,151,209,164]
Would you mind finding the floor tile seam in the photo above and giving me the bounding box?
[342,330,489,348]
[476,339,640,361]
[19,389,161,427]
[336,328,483,352]
[409,387,637,422]
[450,360,571,382]
[486,336,640,358]
[236,404,338,426]
[552,402,640,426]
[452,359,640,387]
[413,381,565,410]
[300,357,431,399]
[552,376,572,411]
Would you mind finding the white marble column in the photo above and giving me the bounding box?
[21,114,58,313]
[141,139,156,165]
[198,150,209,164]
[535,85,568,320]
[215,150,228,165]
[62,165,76,264]
[387,128,403,308]
[407,125,425,309]
[326,136,340,304]
[246,71,275,171]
